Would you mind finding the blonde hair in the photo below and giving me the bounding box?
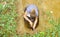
[30,9,36,17]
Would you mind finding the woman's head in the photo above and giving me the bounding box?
[30,9,36,17]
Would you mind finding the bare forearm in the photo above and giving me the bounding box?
[24,15,32,23]
[33,17,38,28]
[24,15,33,27]
[34,18,38,25]
[34,19,37,25]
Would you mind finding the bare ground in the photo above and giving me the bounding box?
[15,0,60,35]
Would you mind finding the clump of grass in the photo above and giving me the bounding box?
[0,0,18,37]
[45,10,60,37]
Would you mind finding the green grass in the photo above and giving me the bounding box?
[0,0,18,37]
[0,0,60,37]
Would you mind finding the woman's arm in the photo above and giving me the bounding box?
[23,11,33,27]
[33,16,38,29]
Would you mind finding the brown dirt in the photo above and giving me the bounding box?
[15,0,60,35]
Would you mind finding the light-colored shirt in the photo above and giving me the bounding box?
[26,4,38,17]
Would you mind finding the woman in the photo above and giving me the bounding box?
[24,4,39,30]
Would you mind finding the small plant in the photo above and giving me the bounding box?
[39,32,45,37]
[32,33,40,37]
